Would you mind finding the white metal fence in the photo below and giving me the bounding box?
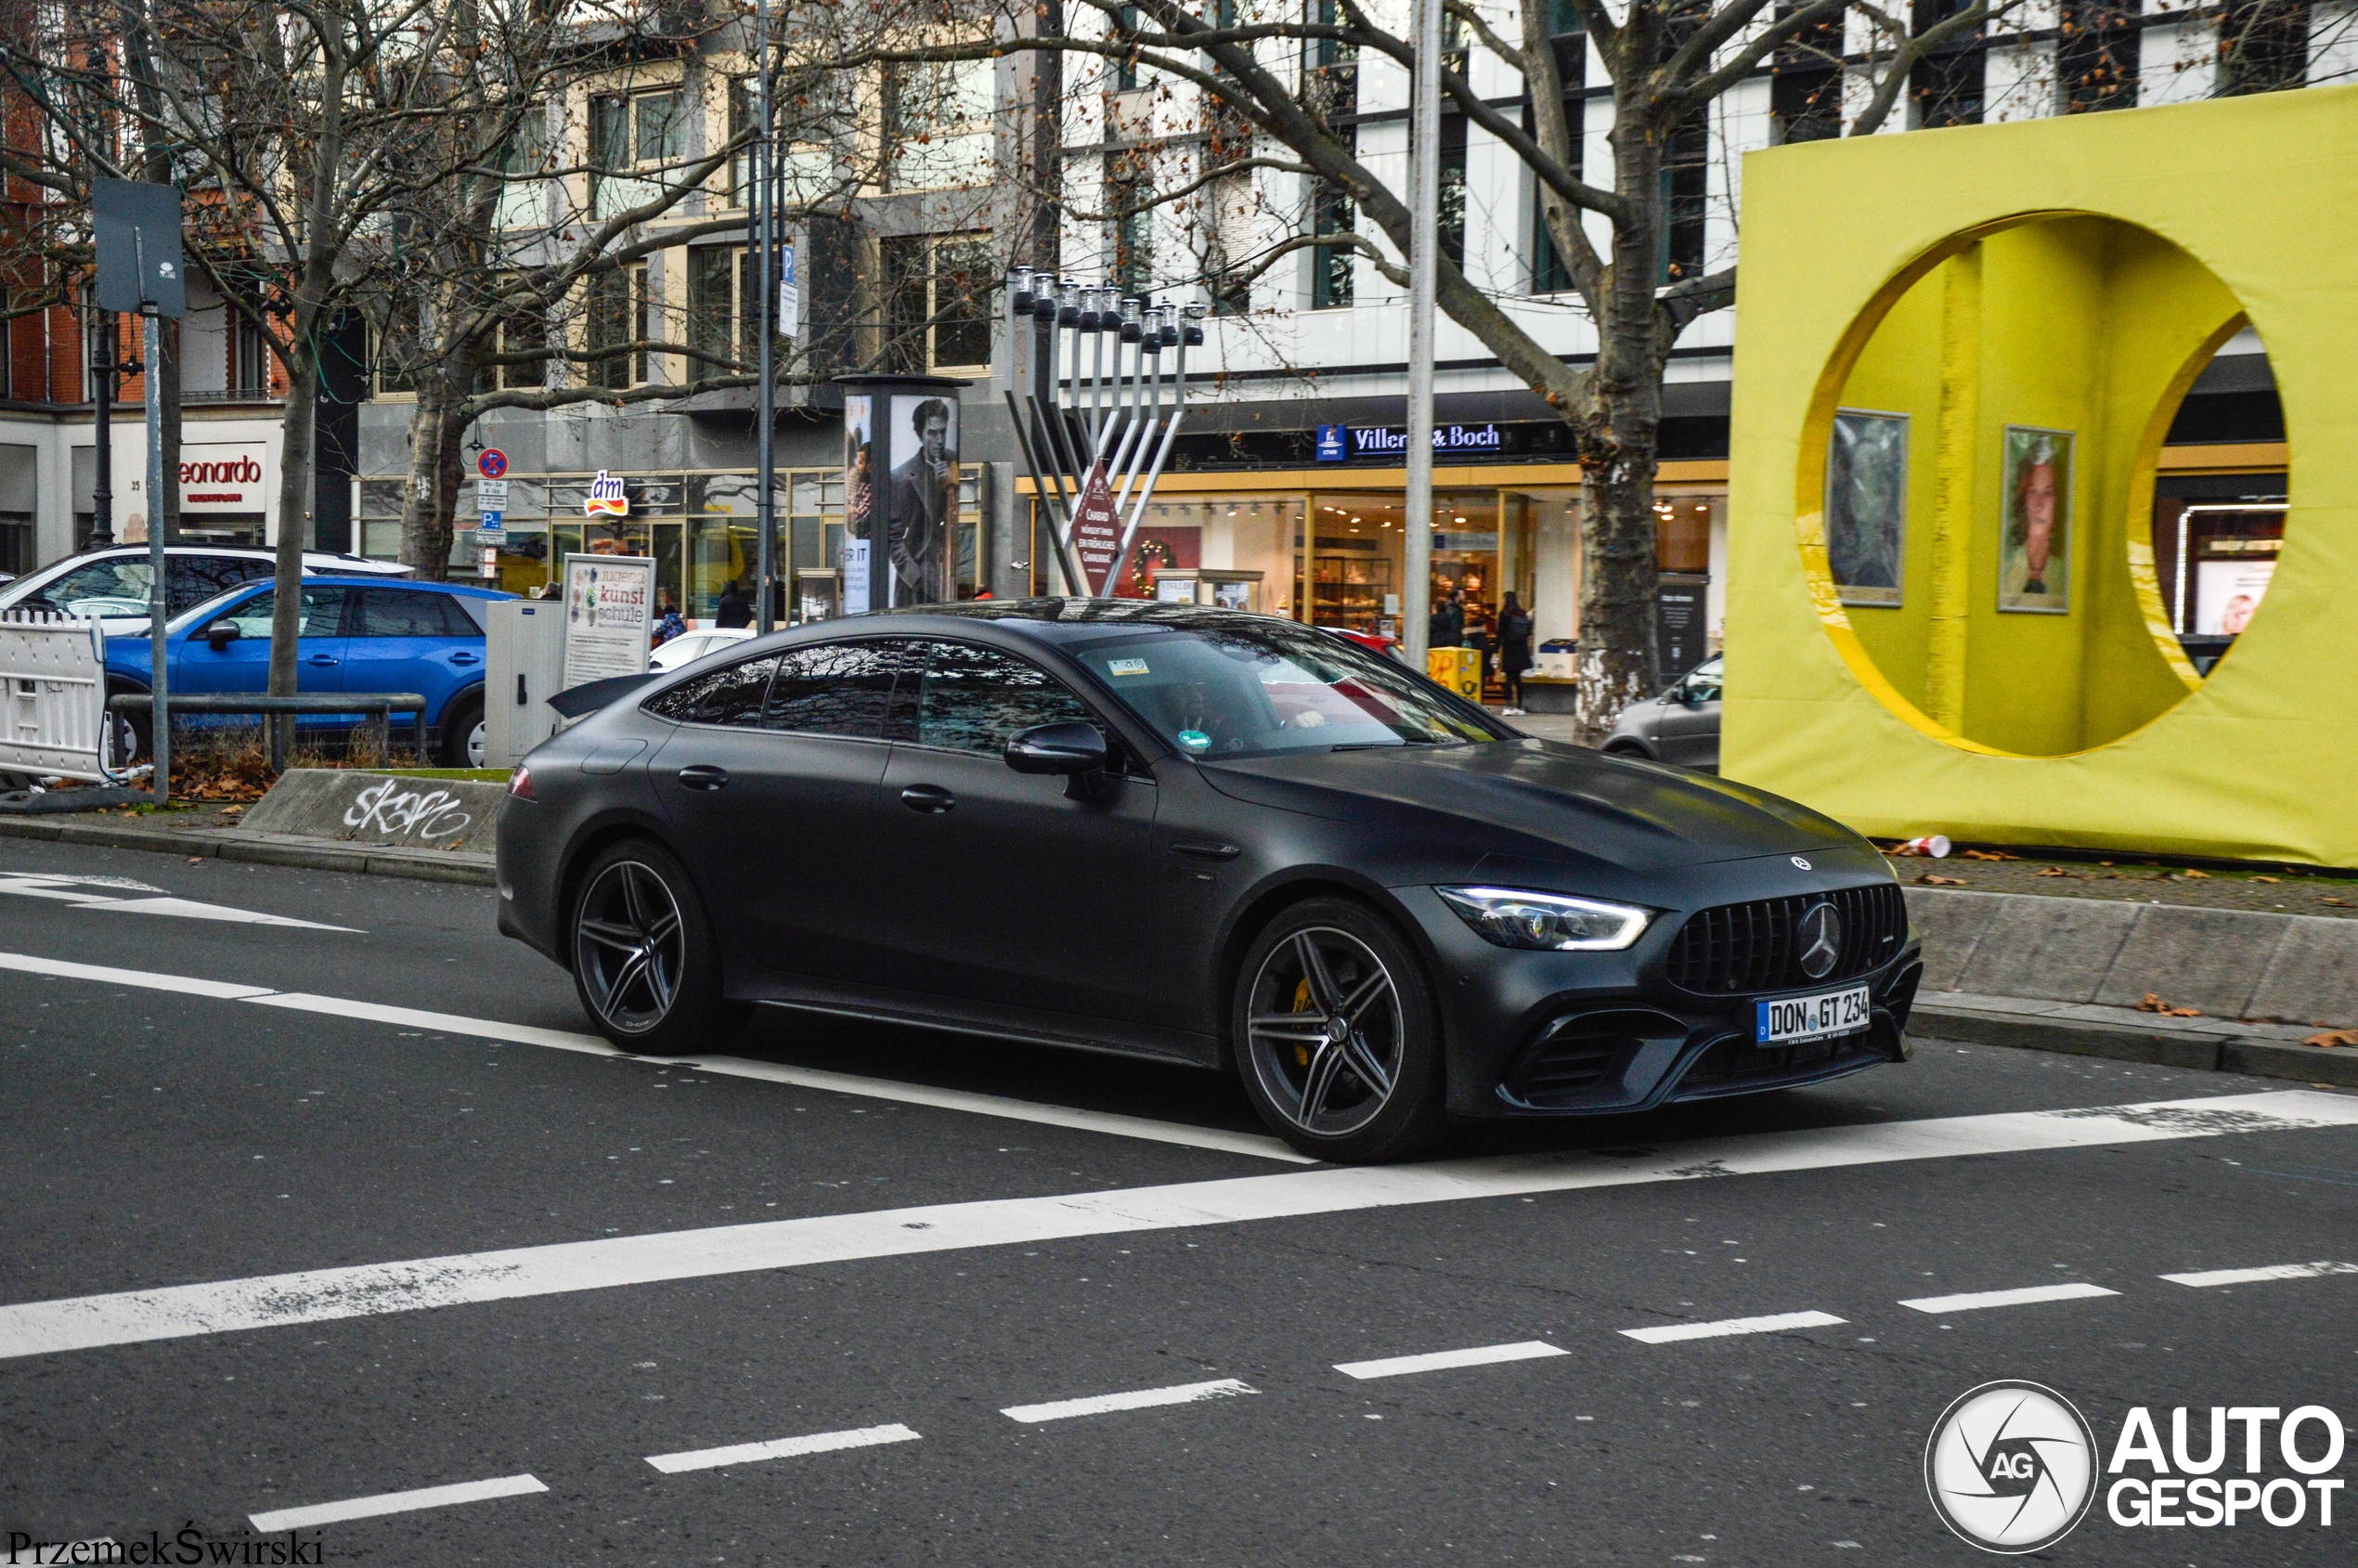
[0,609,120,782]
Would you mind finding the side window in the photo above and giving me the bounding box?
[644,654,779,726]
[166,556,257,615]
[30,558,149,612]
[914,640,1095,756]
[764,640,918,740]
[218,587,347,640]
[354,588,472,637]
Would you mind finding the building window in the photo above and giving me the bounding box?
[2057,1,2139,110]
[1309,132,1355,310]
[634,89,684,164]
[1113,4,1142,91]
[1910,0,1987,128]
[1108,156,1153,293]
[688,247,737,377]
[1439,116,1467,272]
[232,296,268,397]
[494,299,548,390]
[880,234,992,373]
[1529,2,1586,293]
[588,264,645,390]
[883,58,995,191]
[1662,115,1709,282]
[1301,0,1357,120]
[727,77,755,207]
[1768,0,1843,142]
[590,89,684,216]
[2220,0,2312,96]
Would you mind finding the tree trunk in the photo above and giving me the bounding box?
[268,339,320,705]
[396,382,452,577]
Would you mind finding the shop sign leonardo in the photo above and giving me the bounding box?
[561,553,654,687]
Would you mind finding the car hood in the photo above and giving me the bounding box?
[1197,737,1864,872]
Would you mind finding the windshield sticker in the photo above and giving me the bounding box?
[1107,658,1150,677]
[1175,729,1211,752]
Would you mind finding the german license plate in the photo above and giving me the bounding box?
[1755,984,1872,1046]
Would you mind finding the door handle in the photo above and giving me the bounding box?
[676,765,731,791]
[900,784,956,813]
[306,654,338,667]
[450,653,480,665]
[1172,841,1241,862]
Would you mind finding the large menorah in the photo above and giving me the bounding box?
[1001,269,1207,598]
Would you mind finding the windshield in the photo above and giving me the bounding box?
[1068,619,1505,759]
[164,581,266,634]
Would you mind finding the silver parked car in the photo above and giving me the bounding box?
[0,545,411,637]
[1600,654,1722,771]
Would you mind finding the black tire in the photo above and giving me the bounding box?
[106,688,151,767]
[437,691,486,769]
[1232,896,1448,1162]
[568,837,744,1055]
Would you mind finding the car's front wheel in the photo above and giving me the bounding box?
[1233,898,1448,1162]
[569,837,740,1055]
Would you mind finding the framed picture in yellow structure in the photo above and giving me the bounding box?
[1723,82,2358,868]
[1998,426,2070,613]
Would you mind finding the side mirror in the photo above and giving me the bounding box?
[1004,720,1112,798]
[203,622,241,651]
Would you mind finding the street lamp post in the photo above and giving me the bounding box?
[1402,0,1440,669]
[753,0,777,635]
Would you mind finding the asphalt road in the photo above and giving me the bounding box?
[2,836,2354,1566]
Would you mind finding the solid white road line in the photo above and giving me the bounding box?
[1002,1378,1256,1423]
[0,951,277,1000]
[645,1423,921,1474]
[0,873,359,930]
[2160,1260,2358,1289]
[6,1087,2351,1362]
[1620,1310,1847,1344]
[1898,1282,2119,1314]
[1334,1341,1568,1380]
[3,950,1313,1164]
[248,1472,547,1533]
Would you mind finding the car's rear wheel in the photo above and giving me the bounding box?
[438,692,486,769]
[569,837,740,1055]
[1233,898,1447,1162]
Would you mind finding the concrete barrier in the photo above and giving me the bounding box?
[240,769,508,853]
[1906,888,2358,1027]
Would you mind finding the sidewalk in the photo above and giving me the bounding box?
[0,807,494,885]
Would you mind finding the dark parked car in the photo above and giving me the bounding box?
[498,603,1918,1161]
[1602,654,1723,771]
[107,577,510,767]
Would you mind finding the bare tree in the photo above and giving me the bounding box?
[875,0,2028,738]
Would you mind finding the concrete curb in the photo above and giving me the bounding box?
[1911,990,2358,1089]
[0,813,494,886]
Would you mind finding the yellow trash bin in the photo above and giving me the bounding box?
[1427,646,1483,701]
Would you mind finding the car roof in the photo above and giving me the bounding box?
[297,576,514,598]
[882,597,1294,644]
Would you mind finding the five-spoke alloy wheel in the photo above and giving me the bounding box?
[568,838,737,1054]
[1235,898,1446,1161]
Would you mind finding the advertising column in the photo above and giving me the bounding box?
[835,374,967,613]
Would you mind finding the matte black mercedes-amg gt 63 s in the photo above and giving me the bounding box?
[497,601,1921,1161]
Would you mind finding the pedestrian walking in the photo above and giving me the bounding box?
[713,577,753,629]
[1497,591,1535,714]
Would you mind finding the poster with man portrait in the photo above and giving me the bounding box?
[1825,409,1909,606]
[886,393,958,606]
[2000,425,2072,614]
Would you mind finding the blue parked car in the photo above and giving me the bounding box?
[106,576,512,768]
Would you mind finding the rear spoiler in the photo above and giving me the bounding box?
[548,671,663,719]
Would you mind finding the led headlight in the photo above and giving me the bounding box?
[1436,887,1651,952]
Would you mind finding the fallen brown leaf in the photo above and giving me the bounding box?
[2306,1030,2358,1048]
[2251,875,2281,884]
[1916,875,1967,887]
[2176,869,2211,879]
[1960,849,2021,862]
[2035,867,2072,877]
[2138,993,2204,1017]
[2324,897,2355,908]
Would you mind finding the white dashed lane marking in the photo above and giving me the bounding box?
[1002,1379,1257,1424]
[1620,1310,1847,1344]
[1334,1341,1568,1380]
[1898,1282,2119,1314]
[644,1423,921,1474]
[6,1087,2356,1361]
[2160,1260,2358,1288]
[248,1472,546,1533]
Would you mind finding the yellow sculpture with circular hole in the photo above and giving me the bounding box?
[1723,84,2357,867]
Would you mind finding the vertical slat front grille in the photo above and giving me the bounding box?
[1663,883,1907,994]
